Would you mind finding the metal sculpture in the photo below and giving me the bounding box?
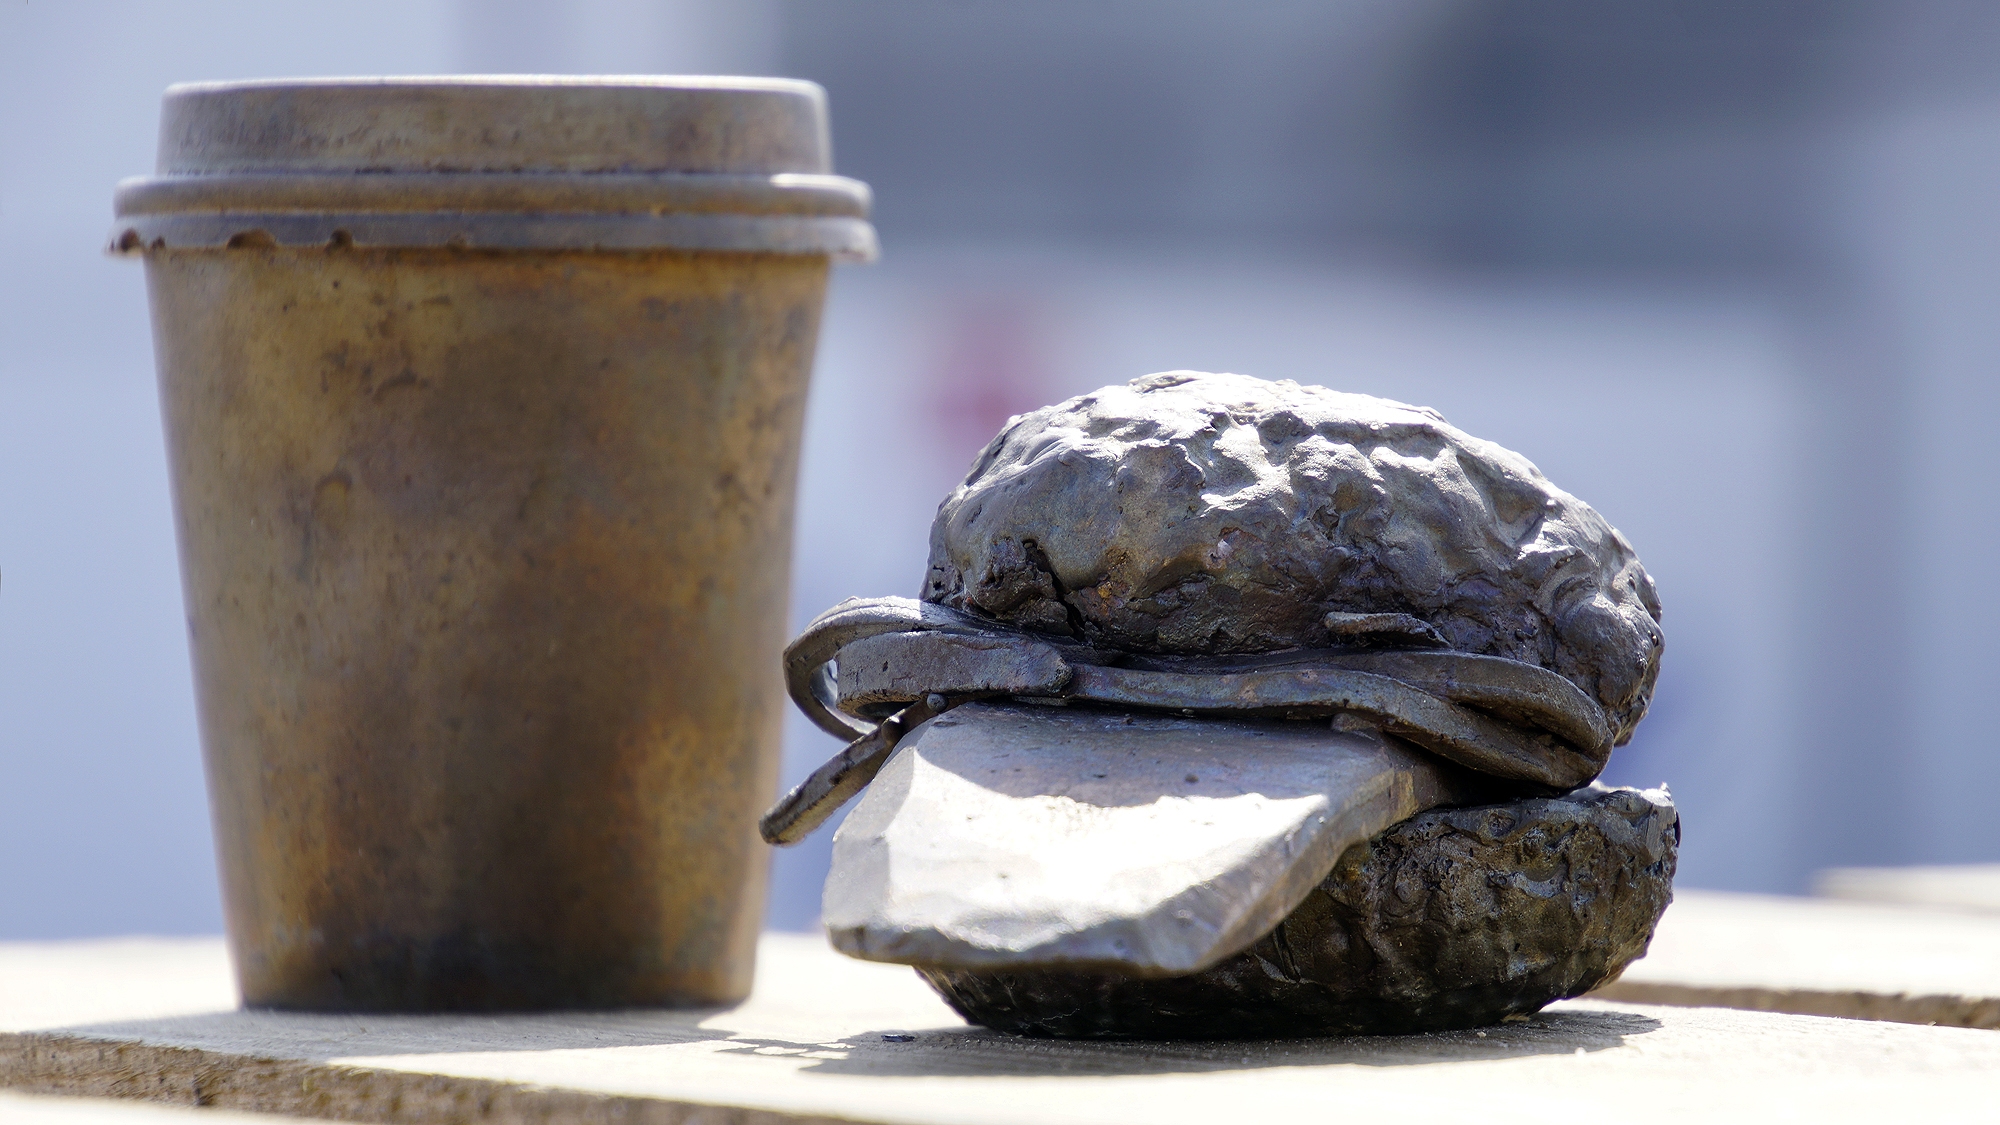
[768,371,1675,1036]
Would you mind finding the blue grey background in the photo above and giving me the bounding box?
[4,1,1998,939]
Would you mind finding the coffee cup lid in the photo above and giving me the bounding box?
[113,76,875,258]
[155,76,832,176]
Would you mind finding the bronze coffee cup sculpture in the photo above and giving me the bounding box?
[768,372,1676,1037]
[114,77,874,1011]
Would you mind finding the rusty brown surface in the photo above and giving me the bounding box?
[147,246,828,1010]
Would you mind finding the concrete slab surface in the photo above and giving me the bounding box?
[1815,863,2000,914]
[4,913,1998,1124]
[0,1089,293,1125]
[1592,889,2000,1027]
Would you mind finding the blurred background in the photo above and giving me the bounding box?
[4,0,1998,938]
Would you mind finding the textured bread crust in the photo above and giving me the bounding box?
[921,784,1679,1039]
[924,371,1663,743]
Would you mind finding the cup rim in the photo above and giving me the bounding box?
[163,74,827,97]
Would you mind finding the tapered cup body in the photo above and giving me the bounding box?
[119,78,872,1010]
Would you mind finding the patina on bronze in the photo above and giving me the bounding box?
[115,77,874,1011]
[772,372,1673,1037]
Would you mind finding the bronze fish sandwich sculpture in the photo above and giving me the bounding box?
[764,371,1676,1038]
